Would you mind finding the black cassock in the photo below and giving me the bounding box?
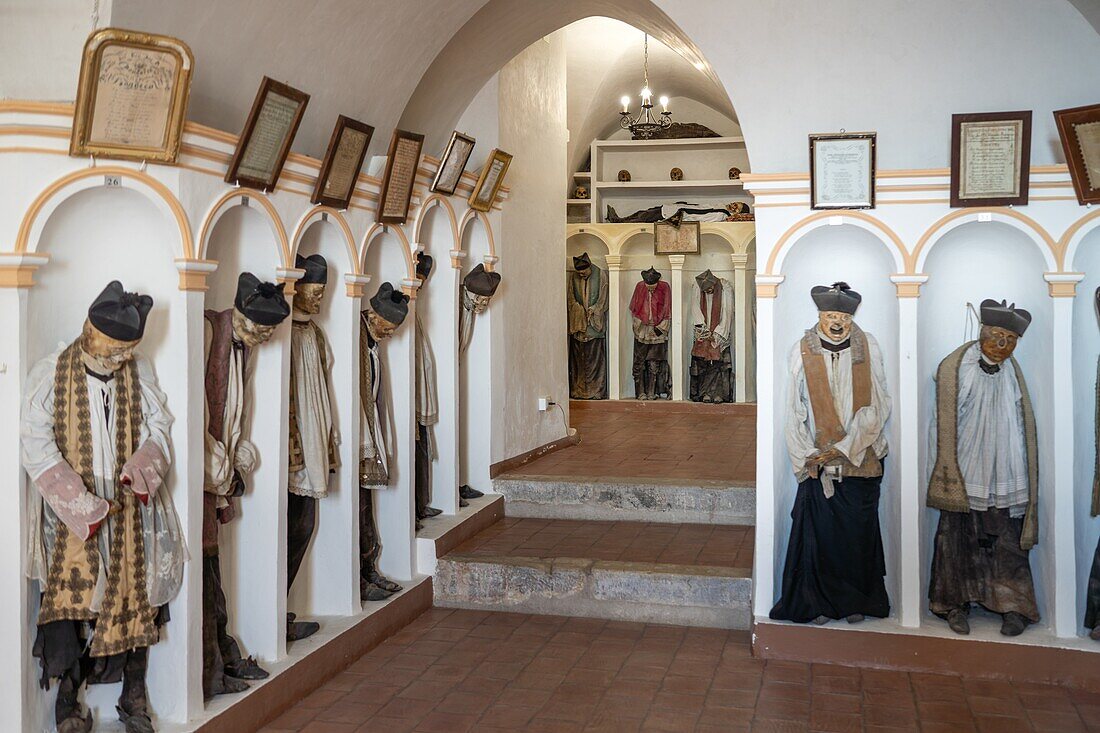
[770,472,890,623]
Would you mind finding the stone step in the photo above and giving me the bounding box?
[433,517,754,629]
[492,475,755,525]
[435,554,751,629]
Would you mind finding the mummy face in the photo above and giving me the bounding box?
[818,310,853,342]
[232,308,277,347]
[81,320,139,373]
[293,283,326,315]
[979,324,1019,363]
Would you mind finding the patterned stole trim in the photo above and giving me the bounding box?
[40,340,158,655]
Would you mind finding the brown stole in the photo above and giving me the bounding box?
[40,340,159,656]
[692,284,724,361]
[799,325,881,478]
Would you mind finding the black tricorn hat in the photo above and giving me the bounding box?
[811,282,861,314]
[296,253,328,285]
[88,280,153,341]
[416,253,434,282]
[573,252,592,271]
[369,282,410,327]
[463,263,501,297]
[980,299,1031,337]
[641,267,662,285]
[235,272,290,326]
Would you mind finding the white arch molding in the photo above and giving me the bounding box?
[913,209,1058,274]
[766,211,907,278]
[196,188,291,268]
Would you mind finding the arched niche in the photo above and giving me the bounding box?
[202,201,293,666]
[1070,226,1100,636]
[360,224,418,583]
[680,233,738,402]
[459,210,496,270]
[566,231,609,271]
[770,224,901,622]
[617,231,671,399]
[459,216,499,494]
[27,185,189,722]
[287,218,362,618]
[918,221,1054,634]
[414,194,460,259]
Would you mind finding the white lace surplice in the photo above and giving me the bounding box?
[289,318,337,498]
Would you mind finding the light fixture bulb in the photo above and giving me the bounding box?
[659,96,669,107]
[620,95,630,107]
[641,87,652,98]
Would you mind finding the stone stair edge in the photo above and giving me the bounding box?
[438,552,752,579]
[494,474,756,490]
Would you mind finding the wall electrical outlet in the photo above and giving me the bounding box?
[538,397,553,411]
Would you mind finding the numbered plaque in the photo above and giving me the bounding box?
[950,111,1032,208]
[225,77,310,191]
[313,115,374,209]
[70,28,194,164]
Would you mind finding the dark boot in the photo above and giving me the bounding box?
[422,506,443,517]
[224,656,269,681]
[459,496,469,508]
[118,647,155,733]
[459,485,483,500]
[287,613,320,642]
[1001,612,1028,637]
[946,608,970,635]
[56,664,92,733]
[362,581,394,602]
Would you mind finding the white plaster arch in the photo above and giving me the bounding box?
[567,228,615,254]
[16,165,193,260]
[289,205,361,276]
[413,194,460,250]
[766,212,907,277]
[196,188,291,267]
[1062,209,1100,273]
[912,208,1058,275]
[360,221,418,295]
[458,209,497,269]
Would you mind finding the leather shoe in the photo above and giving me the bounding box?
[287,620,320,641]
[225,655,269,680]
[459,497,469,507]
[946,608,970,635]
[117,705,154,733]
[58,711,93,733]
[459,485,484,500]
[369,572,402,593]
[362,583,394,602]
[1000,612,1028,637]
[846,614,864,624]
[423,506,443,517]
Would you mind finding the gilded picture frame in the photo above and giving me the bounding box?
[312,115,374,209]
[225,77,310,191]
[468,149,513,213]
[70,28,194,164]
[950,111,1032,208]
[809,132,876,210]
[654,221,701,255]
[376,128,425,225]
[1054,103,1100,206]
[430,131,477,195]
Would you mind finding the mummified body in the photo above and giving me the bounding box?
[927,300,1039,637]
[770,282,891,625]
[359,282,409,601]
[690,270,734,403]
[567,253,609,400]
[413,254,442,526]
[201,273,289,698]
[1086,288,1100,641]
[629,268,672,400]
[286,254,338,643]
[22,281,185,733]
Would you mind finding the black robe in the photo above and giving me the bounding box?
[770,472,890,623]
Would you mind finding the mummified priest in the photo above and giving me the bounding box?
[359,282,409,601]
[287,254,338,642]
[928,299,1038,637]
[414,254,443,525]
[1087,288,1100,641]
[22,281,185,733]
[689,269,734,403]
[770,282,891,625]
[629,267,672,400]
[568,252,609,399]
[201,273,290,698]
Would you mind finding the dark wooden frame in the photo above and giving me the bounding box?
[950,111,1032,208]
[430,131,477,195]
[376,128,425,224]
[468,149,513,213]
[654,221,701,255]
[1054,103,1100,205]
[808,132,876,210]
[311,115,374,209]
[224,76,310,191]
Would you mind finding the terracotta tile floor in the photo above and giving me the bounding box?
[260,608,1099,733]
[510,402,756,484]
[449,517,755,570]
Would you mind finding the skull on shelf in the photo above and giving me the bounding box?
[728,166,741,180]
[573,185,589,200]
[618,169,631,182]
[670,167,684,181]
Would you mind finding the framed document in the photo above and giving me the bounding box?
[376,129,425,224]
[809,132,876,210]
[468,149,513,212]
[312,115,374,209]
[654,221,701,255]
[70,28,194,164]
[225,77,310,191]
[1054,103,1100,205]
[950,111,1032,208]
[430,131,476,195]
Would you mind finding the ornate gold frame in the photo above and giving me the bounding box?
[70,28,194,164]
[468,149,512,212]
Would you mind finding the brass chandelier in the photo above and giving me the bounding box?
[618,33,672,140]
